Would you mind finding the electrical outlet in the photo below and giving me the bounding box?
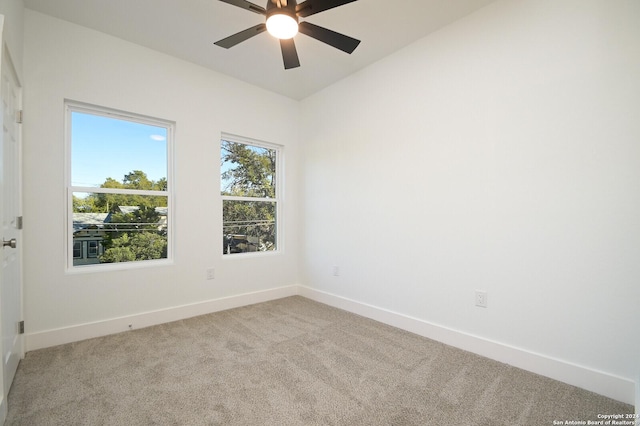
[206,268,215,280]
[475,291,488,308]
[332,265,340,276]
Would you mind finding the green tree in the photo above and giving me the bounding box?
[102,205,163,250]
[73,194,99,212]
[109,205,162,230]
[221,141,276,252]
[100,234,136,263]
[72,170,169,263]
[100,230,167,263]
[123,170,154,190]
[75,170,167,213]
[221,141,275,198]
[129,232,168,260]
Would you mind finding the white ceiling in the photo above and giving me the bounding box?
[23,0,497,100]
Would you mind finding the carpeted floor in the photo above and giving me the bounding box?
[6,296,634,425]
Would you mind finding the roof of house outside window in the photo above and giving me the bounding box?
[73,213,111,232]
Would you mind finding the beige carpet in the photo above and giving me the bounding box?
[6,296,633,425]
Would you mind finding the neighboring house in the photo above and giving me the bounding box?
[224,234,259,254]
[72,206,168,265]
[117,206,168,233]
[72,213,111,266]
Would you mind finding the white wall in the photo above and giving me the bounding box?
[300,0,640,404]
[0,0,23,77]
[20,0,640,406]
[22,10,301,344]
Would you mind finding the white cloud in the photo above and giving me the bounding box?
[150,134,166,141]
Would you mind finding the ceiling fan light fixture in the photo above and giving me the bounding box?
[214,0,362,70]
[266,12,298,39]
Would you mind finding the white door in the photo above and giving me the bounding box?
[0,28,23,422]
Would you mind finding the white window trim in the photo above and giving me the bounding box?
[65,100,175,273]
[221,132,284,257]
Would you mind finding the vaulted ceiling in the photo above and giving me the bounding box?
[24,0,497,100]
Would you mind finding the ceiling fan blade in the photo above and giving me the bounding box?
[298,21,360,54]
[280,38,300,69]
[218,0,266,15]
[214,24,267,48]
[296,0,357,18]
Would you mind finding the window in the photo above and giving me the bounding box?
[66,101,173,269]
[73,241,82,259]
[87,241,101,258]
[221,134,281,255]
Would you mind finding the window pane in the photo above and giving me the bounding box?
[68,103,173,269]
[71,112,167,189]
[223,200,276,254]
[221,140,275,198]
[73,192,168,265]
[73,241,82,259]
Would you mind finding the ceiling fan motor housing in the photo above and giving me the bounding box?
[266,0,298,21]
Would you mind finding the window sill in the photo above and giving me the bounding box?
[66,258,174,275]
[222,250,281,260]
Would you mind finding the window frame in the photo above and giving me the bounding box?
[65,100,175,272]
[220,133,283,257]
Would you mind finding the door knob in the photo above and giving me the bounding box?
[3,238,16,249]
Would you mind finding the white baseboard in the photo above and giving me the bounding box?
[298,286,637,407]
[25,285,299,352]
[23,284,636,407]
[0,394,6,426]
[636,378,639,423]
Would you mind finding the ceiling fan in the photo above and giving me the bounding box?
[214,0,360,69]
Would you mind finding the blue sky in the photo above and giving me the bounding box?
[71,112,168,188]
